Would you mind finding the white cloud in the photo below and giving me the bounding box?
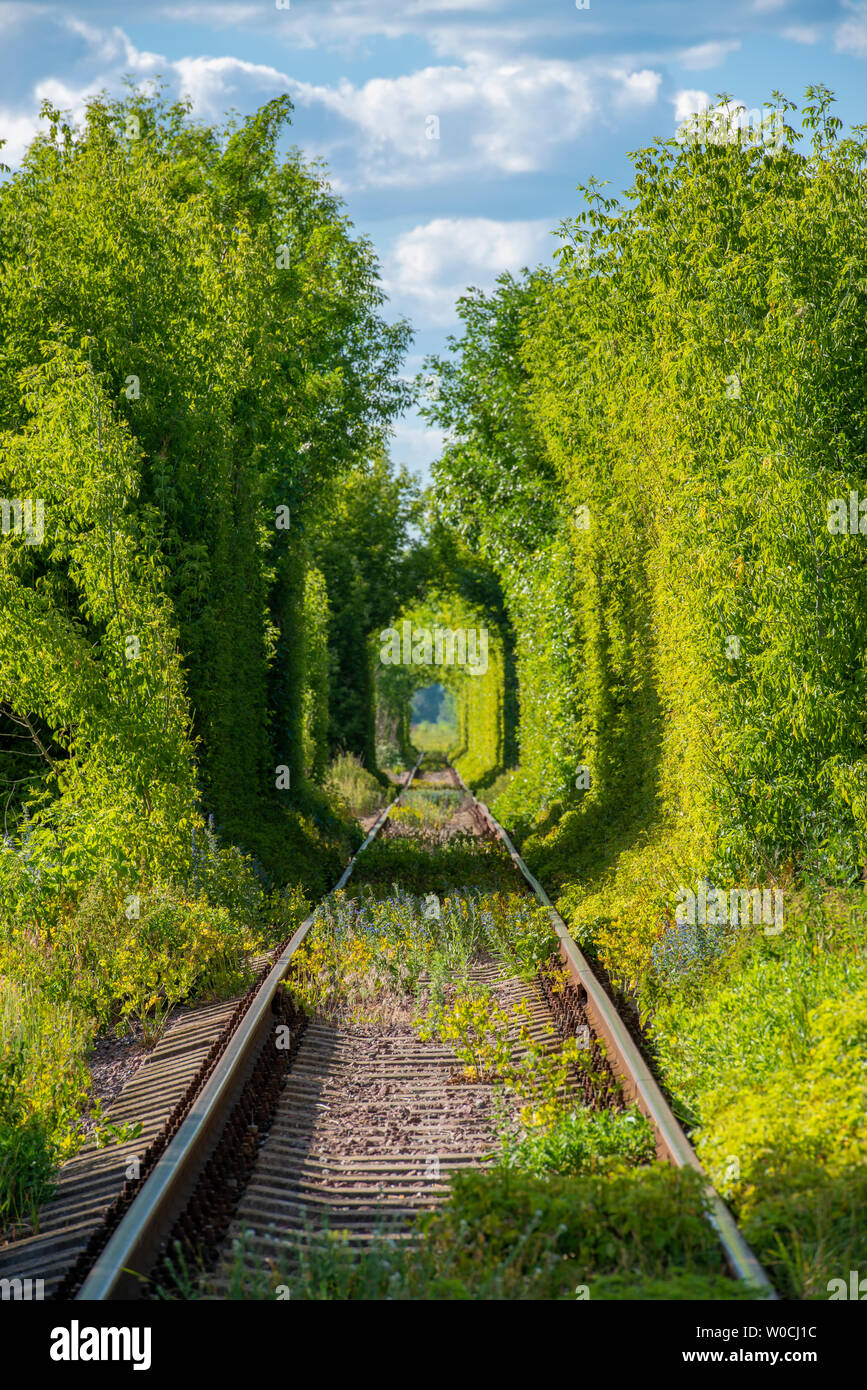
[614,68,663,107]
[382,216,552,327]
[1,11,659,188]
[671,88,711,123]
[0,8,662,189]
[678,40,741,71]
[173,56,292,117]
[836,3,867,56]
[753,0,786,11]
[292,58,661,187]
[62,17,163,70]
[0,7,655,196]
[781,24,818,44]
[0,108,44,169]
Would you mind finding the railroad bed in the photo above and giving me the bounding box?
[0,756,775,1301]
[211,960,556,1289]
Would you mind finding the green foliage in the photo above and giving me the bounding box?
[417,982,515,1078]
[0,86,408,885]
[0,348,197,892]
[409,720,457,754]
[301,567,330,783]
[240,1167,744,1301]
[311,455,422,768]
[1,868,309,1041]
[420,271,572,807]
[424,88,867,947]
[501,1104,657,1177]
[376,588,506,785]
[387,787,461,833]
[418,985,587,1129]
[0,978,93,1230]
[735,1165,867,1301]
[419,90,867,1300]
[182,1171,756,1300]
[322,752,383,820]
[420,1166,728,1286]
[645,889,867,1295]
[348,832,523,896]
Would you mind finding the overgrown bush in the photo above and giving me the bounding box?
[323,752,384,820]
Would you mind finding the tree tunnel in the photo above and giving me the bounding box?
[374,590,506,788]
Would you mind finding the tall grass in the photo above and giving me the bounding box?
[0,979,94,1230]
[323,752,384,819]
[411,720,458,754]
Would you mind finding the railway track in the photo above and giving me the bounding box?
[0,754,775,1301]
[206,954,555,1293]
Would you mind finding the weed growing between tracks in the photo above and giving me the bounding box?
[171,1167,756,1302]
[346,831,525,895]
[499,1104,656,1176]
[275,878,752,1301]
[286,888,554,1022]
[286,886,620,1127]
[388,788,464,830]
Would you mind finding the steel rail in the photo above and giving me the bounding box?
[449,764,776,1298]
[76,750,773,1299]
[76,755,423,1301]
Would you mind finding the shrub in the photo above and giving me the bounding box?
[323,753,384,820]
[501,1104,656,1177]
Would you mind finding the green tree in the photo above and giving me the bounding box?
[0,87,410,882]
[311,453,421,768]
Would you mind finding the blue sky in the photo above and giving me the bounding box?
[1,0,866,480]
